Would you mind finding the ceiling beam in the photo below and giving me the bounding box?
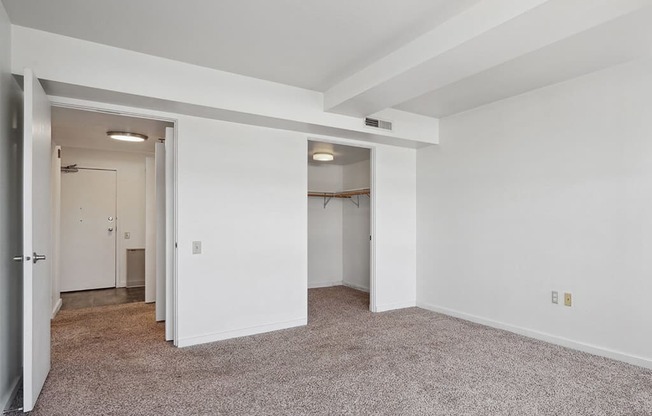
[324,0,652,117]
[397,8,652,117]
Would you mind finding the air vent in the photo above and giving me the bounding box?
[364,117,392,131]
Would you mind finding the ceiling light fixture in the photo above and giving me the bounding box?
[107,131,148,142]
[313,152,334,162]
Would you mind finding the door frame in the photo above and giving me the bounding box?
[49,97,179,344]
[60,167,118,291]
[306,136,377,312]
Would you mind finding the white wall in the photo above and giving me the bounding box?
[342,160,371,292]
[47,95,418,347]
[176,118,308,347]
[60,147,149,288]
[374,146,417,311]
[417,59,652,369]
[0,2,23,409]
[308,164,343,288]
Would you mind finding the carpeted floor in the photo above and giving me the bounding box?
[23,287,652,415]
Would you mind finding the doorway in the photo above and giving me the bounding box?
[52,106,173,314]
[307,140,373,310]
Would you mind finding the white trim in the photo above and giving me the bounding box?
[1,375,21,411]
[369,147,377,312]
[308,280,342,289]
[342,281,369,293]
[51,297,62,319]
[417,301,652,370]
[375,300,416,312]
[176,318,307,348]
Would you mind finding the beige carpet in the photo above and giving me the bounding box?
[24,287,652,415]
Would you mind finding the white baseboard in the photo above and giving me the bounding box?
[51,297,63,319]
[308,280,342,289]
[417,301,652,370]
[375,300,416,312]
[176,318,307,348]
[342,281,369,293]
[1,374,21,411]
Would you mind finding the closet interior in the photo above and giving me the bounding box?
[307,141,371,305]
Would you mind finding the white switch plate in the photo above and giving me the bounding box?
[192,241,202,254]
[124,232,130,240]
[552,291,558,304]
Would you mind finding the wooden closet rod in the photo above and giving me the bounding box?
[308,188,370,208]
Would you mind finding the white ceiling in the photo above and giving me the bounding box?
[6,0,650,123]
[1,0,480,91]
[308,141,369,166]
[52,106,172,154]
[395,7,652,118]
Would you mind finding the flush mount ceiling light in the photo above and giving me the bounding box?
[107,131,148,142]
[313,152,334,162]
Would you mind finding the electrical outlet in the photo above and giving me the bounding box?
[192,241,202,254]
[564,292,572,307]
[124,232,130,240]
[551,291,558,304]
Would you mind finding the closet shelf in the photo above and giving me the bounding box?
[308,188,370,208]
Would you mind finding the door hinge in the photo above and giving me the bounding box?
[57,148,61,158]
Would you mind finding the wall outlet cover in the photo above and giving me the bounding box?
[192,241,202,254]
[552,291,558,304]
[564,292,572,307]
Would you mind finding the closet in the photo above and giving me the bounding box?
[307,141,371,298]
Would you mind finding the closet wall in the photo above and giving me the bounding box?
[308,159,370,291]
[342,160,371,291]
[308,164,343,287]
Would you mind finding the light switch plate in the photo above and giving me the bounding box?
[124,232,130,240]
[192,241,202,254]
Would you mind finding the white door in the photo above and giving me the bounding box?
[155,142,166,321]
[165,127,176,343]
[145,156,156,303]
[60,169,117,291]
[22,69,52,413]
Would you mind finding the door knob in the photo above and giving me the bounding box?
[108,227,114,232]
[33,253,46,263]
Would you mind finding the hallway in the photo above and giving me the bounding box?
[61,287,145,310]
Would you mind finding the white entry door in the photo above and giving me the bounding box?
[22,69,52,413]
[60,168,117,291]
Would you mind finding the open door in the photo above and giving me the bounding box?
[21,69,52,412]
[165,127,176,343]
[155,127,175,343]
[155,141,166,322]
